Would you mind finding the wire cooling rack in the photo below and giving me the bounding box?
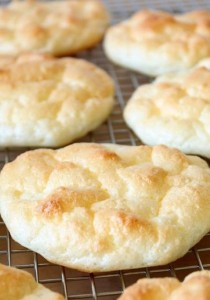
[1,0,210,299]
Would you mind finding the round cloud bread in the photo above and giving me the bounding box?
[0,263,64,300]
[124,58,210,158]
[0,0,109,56]
[0,53,114,148]
[0,143,210,272]
[118,270,210,300]
[104,10,210,76]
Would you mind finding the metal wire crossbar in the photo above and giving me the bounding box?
[0,0,210,299]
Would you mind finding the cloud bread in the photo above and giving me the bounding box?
[104,10,210,76]
[0,0,109,56]
[0,263,64,300]
[0,143,210,272]
[118,270,210,300]
[0,53,114,147]
[124,58,210,158]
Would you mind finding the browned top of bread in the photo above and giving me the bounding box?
[0,143,210,272]
[0,263,64,300]
[0,0,109,55]
[104,10,210,75]
[123,58,210,158]
[0,53,114,147]
[118,270,210,300]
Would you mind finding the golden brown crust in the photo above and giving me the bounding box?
[0,143,210,272]
[118,270,210,300]
[124,58,210,158]
[104,10,210,76]
[0,263,64,300]
[0,53,114,147]
[0,0,109,56]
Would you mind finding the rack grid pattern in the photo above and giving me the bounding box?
[0,0,210,299]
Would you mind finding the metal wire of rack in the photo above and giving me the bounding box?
[0,0,210,299]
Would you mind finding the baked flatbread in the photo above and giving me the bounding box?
[0,143,210,272]
[124,58,210,158]
[104,10,210,76]
[118,270,210,300]
[0,263,64,300]
[0,53,114,147]
[0,0,109,55]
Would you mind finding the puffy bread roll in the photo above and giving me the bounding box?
[0,143,210,272]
